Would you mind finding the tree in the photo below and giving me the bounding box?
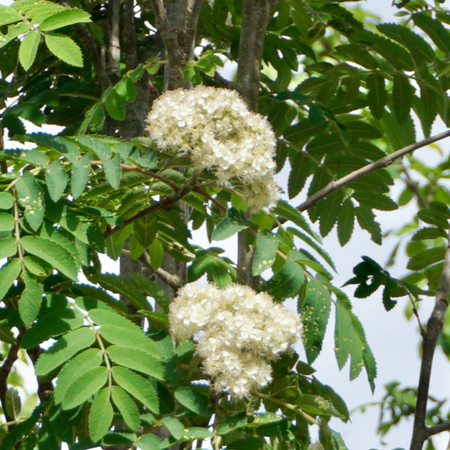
[0,0,450,448]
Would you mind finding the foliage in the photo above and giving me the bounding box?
[0,0,450,449]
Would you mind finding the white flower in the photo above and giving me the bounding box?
[169,282,302,398]
[146,86,280,210]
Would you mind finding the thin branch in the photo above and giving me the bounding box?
[402,167,428,210]
[213,71,234,89]
[409,240,450,450]
[426,422,450,438]
[107,0,121,76]
[0,344,20,425]
[193,187,227,212]
[139,251,183,289]
[295,129,450,214]
[185,0,203,55]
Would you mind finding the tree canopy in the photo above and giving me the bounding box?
[1,0,450,449]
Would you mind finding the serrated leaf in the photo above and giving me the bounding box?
[136,434,162,450]
[0,259,21,302]
[54,348,103,404]
[0,213,14,231]
[412,228,448,241]
[104,88,126,121]
[337,199,354,246]
[35,327,96,376]
[392,73,414,125]
[355,206,381,244]
[273,201,319,240]
[407,247,446,271]
[0,192,14,210]
[301,279,331,364]
[62,366,108,410]
[252,231,278,276]
[39,8,91,31]
[15,172,45,231]
[45,159,68,202]
[19,271,43,326]
[90,273,149,311]
[366,73,387,119]
[19,30,40,71]
[111,386,140,431]
[0,325,16,345]
[317,190,343,237]
[134,215,157,249]
[0,6,22,26]
[45,34,83,67]
[72,153,91,199]
[174,387,214,417]
[88,308,163,358]
[149,238,163,270]
[161,416,185,439]
[353,191,398,211]
[102,153,122,189]
[264,257,305,300]
[335,300,352,370]
[0,22,31,50]
[288,150,314,199]
[413,13,450,55]
[212,208,250,241]
[5,388,21,420]
[21,236,78,280]
[89,388,113,442]
[107,345,165,380]
[418,208,449,229]
[112,366,159,413]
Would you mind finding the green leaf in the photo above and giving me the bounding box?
[35,327,96,376]
[252,231,278,276]
[102,153,122,189]
[0,259,21,302]
[284,118,327,147]
[54,348,103,404]
[107,345,165,380]
[0,22,31,50]
[317,190,343,237]
[89,388,113,442]
[353,191,398,211]
[0,213,14,231]
[111,386,140,431]
[5,388,21,420]
[45,34,83,67]
[0,6,22,26]
[112,366,159,413]
[19,271,43,326]
[0,325,16,345]
[39,8,91,31]
[88,308,163,358]
[381,111,416,150]
[19,30,40,71]
[334,300,353,370]
[135,434,162,450]
[62,366,108,410]
[301,279,332,364]
[21,236,78,280]
[413,13,450,55]
[174,387,214,417]
[15,172,45,231]
[161,416,185,439]
[45,159,68,202]
[337,199,354,246]
[272,201,319,240]
[355,206,382,244]
[212,208,250,241]
[71,153,92,199]
[288,150,315,199]
[366,73,387,119]
[392,73,414,125]
[134,215,157,249]
[104,88,126,121]
[418,208,449,229]
[264,257,305,301]
[149,238,164,270]
[407,247,446,271]
[412,228,448,241]
[0,192,14,210]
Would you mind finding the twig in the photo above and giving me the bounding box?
[295,129,450,214]
[409,240,450,450]
[426,422,450,437]
[402,167,428,210]
[139,251,183,289]
[0,344,20,425]
[213,71,234,89]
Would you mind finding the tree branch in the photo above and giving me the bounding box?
[426,422,450,437]
[139,251,183,289]
[107,0,121,76]
[123,0,139,71]
[409,240,450,450]
[295,129,450,214]
[0,344,20,425]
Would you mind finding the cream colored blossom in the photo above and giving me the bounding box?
[169,283,302,398]
[146,86,279,210]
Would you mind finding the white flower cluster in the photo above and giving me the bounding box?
[146,86,280,210]
[169,283,302,398]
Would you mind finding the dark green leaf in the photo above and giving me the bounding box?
[19,271,43,326]
[353,191,398,211]
[355,206,382,244]
[338,199,354,246]
[413,13,450,55]
[174,387,213,417]
[264,257,305,300]
[392,73,414,125]
[16,172,45,231]
[407,247,446,271]
[0,258,21,302]
[366,73,387,119]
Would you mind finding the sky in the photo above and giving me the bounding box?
[1,0,449,449]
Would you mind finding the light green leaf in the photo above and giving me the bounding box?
[45,33,83,67]
[337,199,354,246]
[21,236,78,280]
[301,279,332,364]
[107,345,165,380]
[252,231,278,276]
[134,215,157,249]
[5,388,21,420]
[212,208,250,241]
[54,348,103,404]
[88,308,162,358]
[174,387,213,417]
[111,386,140,431]
[0,192,14,210]
[181,427,213,440]
[62,366,108,410]
[0,213,14,231]
[135,434,162,450]
[407,247,446,271]
[19,271,43,326]
[0,259,21,302]
[19,30,40,71]
[45,159,68,202]
[102,153,122,189]
[35,327,96,375]
[161,416,185,439]
[112,366,159,414]
[71,153,91,199]
[334,300,352,370]
[0,6,22,26]
[0,238,17,260]
[89,388,113,442]
[39,8,91,31]
[264,257,305,301]
[413,13,450,55]
[15,172,45,231]
[104,87,126,121]
[0,22,31,49]
[149,238,164,270]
